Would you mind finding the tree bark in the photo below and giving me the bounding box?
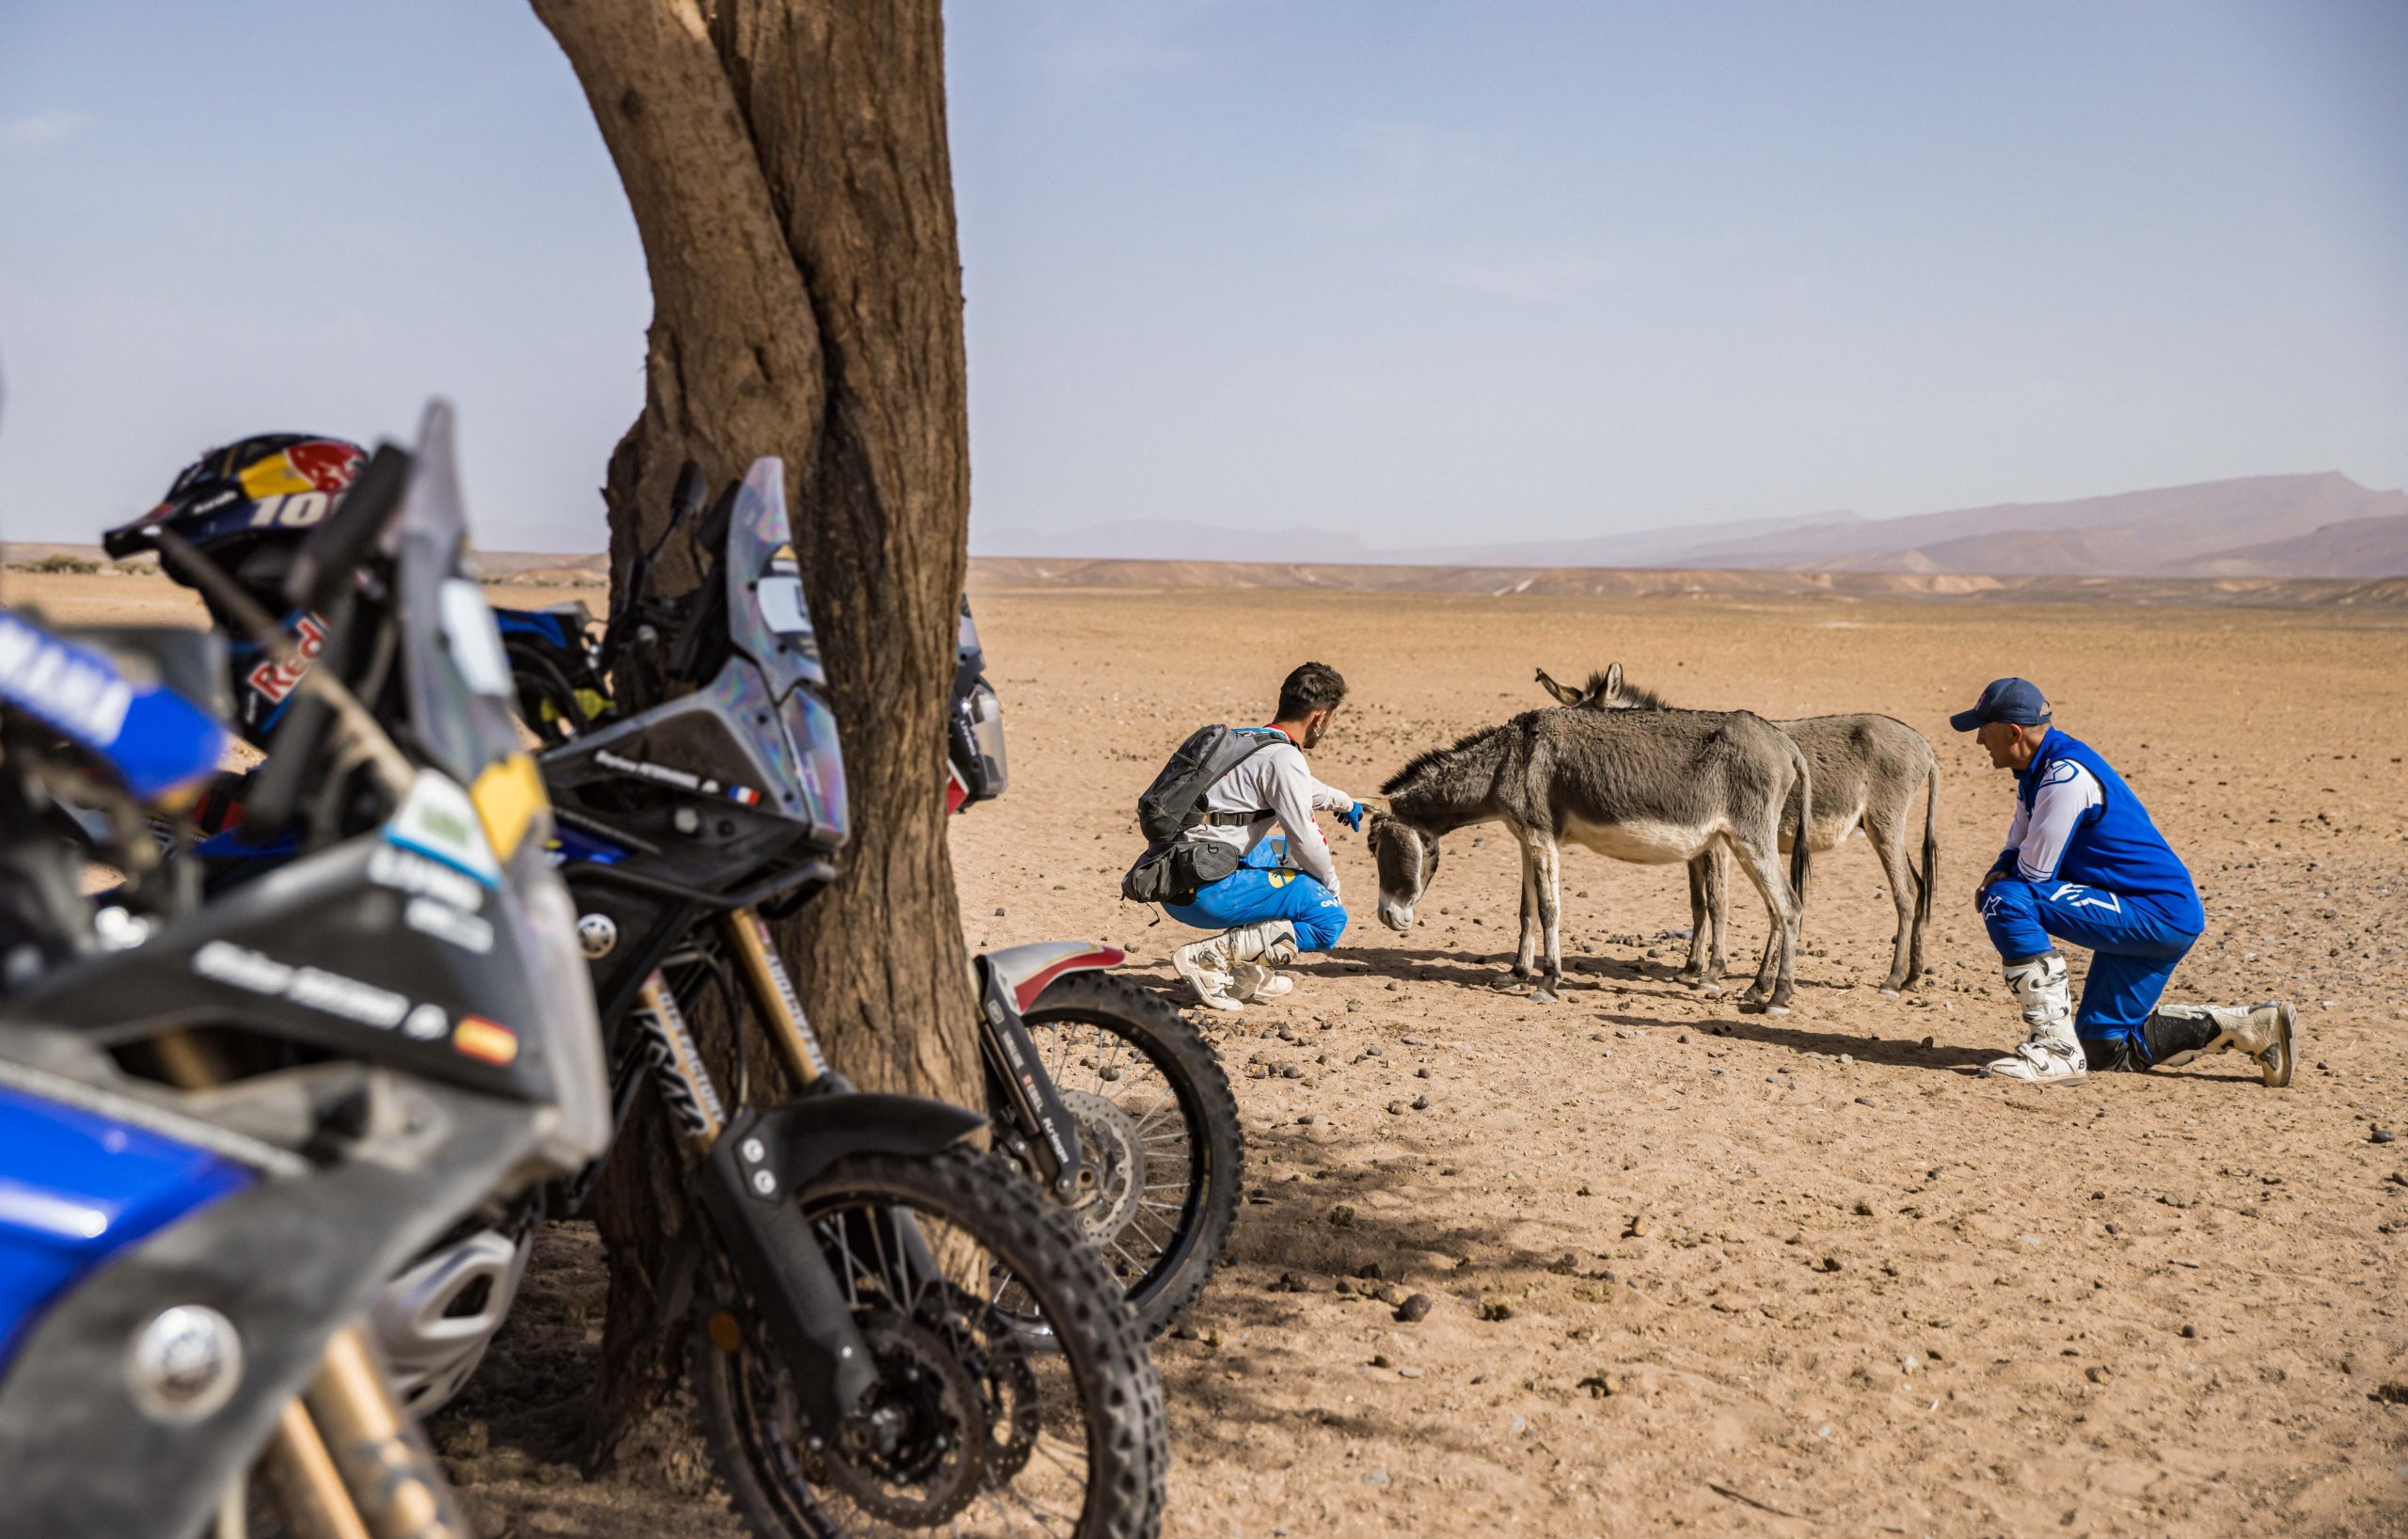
[530,0,978,1455]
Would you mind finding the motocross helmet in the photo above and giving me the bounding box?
[103,434,368,747]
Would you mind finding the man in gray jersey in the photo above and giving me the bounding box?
[1164,662,1362,1009]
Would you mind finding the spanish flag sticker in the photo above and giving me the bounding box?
[452,1016,519,1066]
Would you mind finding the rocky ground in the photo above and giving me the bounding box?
[13,570,2401,1535]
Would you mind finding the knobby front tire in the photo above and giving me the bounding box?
[689,1148,1166,1539]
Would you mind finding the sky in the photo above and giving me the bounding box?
[2,1,2404,554]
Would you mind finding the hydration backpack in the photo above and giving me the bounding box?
[1120,726,1282,905]
[1134,725,1282,844]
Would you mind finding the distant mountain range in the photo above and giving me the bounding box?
[972,472,2408,579]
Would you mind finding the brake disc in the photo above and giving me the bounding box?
[817,1309,989,1526]
[1058,1087,1146,1249]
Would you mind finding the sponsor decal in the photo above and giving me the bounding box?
[2051,882,2123,913]
[596,749,756,806]
[637,977,726,1140]
[237,440,361,500]
[0,611,135,747]
[244,612,328,706]
[451,1016,519,1066]
[386,773,499,884]
[192,940,410,1029]
[750,916,828,1075]
[284,439,363,492]
[595,749,701,792]
[368,844,486,912]
[404,896,495,955]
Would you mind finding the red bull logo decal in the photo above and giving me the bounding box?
[245,612,328,706]
[237,440,363,500]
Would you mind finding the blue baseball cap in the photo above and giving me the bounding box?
[1950,677,2051,733]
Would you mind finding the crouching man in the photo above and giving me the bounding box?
[1955,677,2294,1087]
[1145,662,1360,1010]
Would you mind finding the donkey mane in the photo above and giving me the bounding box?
[1381,719,1511,797]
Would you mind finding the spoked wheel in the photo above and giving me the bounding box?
[1018,972,1243,1338]
[689,1148,1165,1539]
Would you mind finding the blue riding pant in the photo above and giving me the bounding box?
[1979,877,2200,1055]
[1164,837,1350,953]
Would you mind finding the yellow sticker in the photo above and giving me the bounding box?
[469,754,547,862]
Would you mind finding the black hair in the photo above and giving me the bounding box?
[1275,660,1348,721]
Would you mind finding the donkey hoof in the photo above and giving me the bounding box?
[1490,974,1530,992]
[1878,987,1902,999]
[1763,1003,1791,1017]
[1699,981,1725,998]
[1530,987,1560,1004]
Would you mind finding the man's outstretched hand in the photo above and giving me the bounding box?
[1337,801,1366,832]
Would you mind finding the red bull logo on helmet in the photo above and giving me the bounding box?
[237,439,364,500]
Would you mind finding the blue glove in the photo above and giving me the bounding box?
[1337,801,1366,832]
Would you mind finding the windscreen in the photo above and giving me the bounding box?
[716,458,847,842]
[395,403,527,790]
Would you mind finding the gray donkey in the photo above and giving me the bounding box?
[1366,704,1812,1011]
[1536,663,1938,993]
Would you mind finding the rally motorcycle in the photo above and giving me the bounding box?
[500,487,1240,1340]
[0,401,612,1539]
[941,598,1243,1337]
[111,447,1170,1539]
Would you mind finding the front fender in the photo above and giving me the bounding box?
[741,1087,987,1193]
[694,1090,985,1434]
[980,941,1125,1013]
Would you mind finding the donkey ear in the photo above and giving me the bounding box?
[1603,661,1623,701]
[1535,667,1582,707]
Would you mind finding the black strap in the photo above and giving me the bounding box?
[1199,809,1273,827]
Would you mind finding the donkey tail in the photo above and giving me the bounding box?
[1915,761,1939,929]
[1783,738,1812,913]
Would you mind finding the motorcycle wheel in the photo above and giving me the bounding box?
[689,1147,1165,1539]
[1017,971,1243,1338]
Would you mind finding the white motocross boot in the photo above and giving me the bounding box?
[1226,921,1301,1004]
[1171,931,1244,1011]
[2148,1001,2297,1087]
[1984,952,2086,1086]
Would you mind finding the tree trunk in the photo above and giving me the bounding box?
[530,0,978,1456]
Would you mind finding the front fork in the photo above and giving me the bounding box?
[262,1326,465,1539]
[623,911,918,1429]
[144,1032,463,1539]
[974,969,1086,1202]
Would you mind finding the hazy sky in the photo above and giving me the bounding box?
[3,1,2403,553]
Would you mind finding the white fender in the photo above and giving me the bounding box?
[983,939,1125,1012]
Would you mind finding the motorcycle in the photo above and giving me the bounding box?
[111,449,1171,1539]
[0,401,611,1538]
[943,598,1244,1337]
[501,500,1240,1340]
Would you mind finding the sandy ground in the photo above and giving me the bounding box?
[11,571,2404,1536]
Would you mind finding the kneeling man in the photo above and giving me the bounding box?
[1166,662,1359,1009]
[1954,677,2294,1087]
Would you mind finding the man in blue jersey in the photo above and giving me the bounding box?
[1955,677,2295,1087]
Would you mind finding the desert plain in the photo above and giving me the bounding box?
[8,567,2405,1537]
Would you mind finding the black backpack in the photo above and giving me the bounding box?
[1120,725,1282,905]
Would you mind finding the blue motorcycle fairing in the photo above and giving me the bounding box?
[0,1085,253,1369]
[0,610,229,804]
